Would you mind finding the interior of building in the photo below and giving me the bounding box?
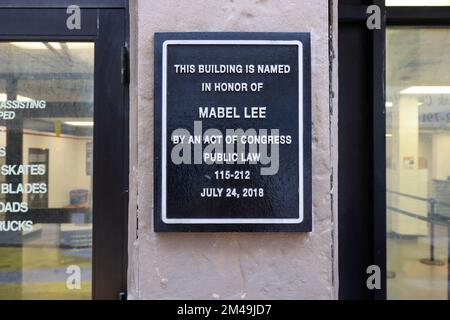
[386,27,450,299]
[0,42,94,299]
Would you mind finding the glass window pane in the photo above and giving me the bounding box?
[0,42,94,300]
[387,0,450,6]
[387,28,450,300]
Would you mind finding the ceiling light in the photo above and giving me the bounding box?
[17,95,32,101]
[387,0,450,6]
[386,134,393,138]
[10,42,47,50]
[48,42,62,50]
[10,42,64,50]
[400,86,450,94]
[66,43,94,50]
[65,121,94,127]
[386,102,393,108]
[0,93,32,101]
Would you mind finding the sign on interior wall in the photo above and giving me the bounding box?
[154,32,312,232]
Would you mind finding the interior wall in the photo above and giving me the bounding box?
[0,131,91,208]
[22,133,91,208]
[432,133,450,181]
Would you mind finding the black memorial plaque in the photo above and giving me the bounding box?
[154,33,311,232]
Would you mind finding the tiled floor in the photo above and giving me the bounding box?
[387,227,449,300]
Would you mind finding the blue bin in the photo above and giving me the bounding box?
[70,189,88,205]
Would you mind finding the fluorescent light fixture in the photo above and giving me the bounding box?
[48,42,62,50]
[10,42,64,50]
[66,43,94,50]
[10,42,93,51]
[10,42,47,50]
[0,93,32,101]
[65,121,94,127]
[386,134,393,138]
[386,101,393,108]
[17,95,32,101]
[400,86,450,94]
[387,0,450,6]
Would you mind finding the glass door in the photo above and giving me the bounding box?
[0,5,128,300]
[386,13,450,299]
[0,41,94,299]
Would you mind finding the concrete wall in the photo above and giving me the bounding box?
[128,0,338,300]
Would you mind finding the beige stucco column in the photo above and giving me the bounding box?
[128,0,338,300]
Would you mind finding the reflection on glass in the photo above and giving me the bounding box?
[0,42,94,300]
[386,0,450,6]
[387,28,450,299]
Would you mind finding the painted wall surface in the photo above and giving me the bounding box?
[128,0,338,299]
[22,133,91,208]
[0,131,91,208]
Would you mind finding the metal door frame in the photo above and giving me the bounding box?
[339,0,450,300]
[0,0,129,300]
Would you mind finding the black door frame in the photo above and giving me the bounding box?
[339,1,450,300]
[338,0,386,300]
[384,4,450,302]
[0,0,129,300]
